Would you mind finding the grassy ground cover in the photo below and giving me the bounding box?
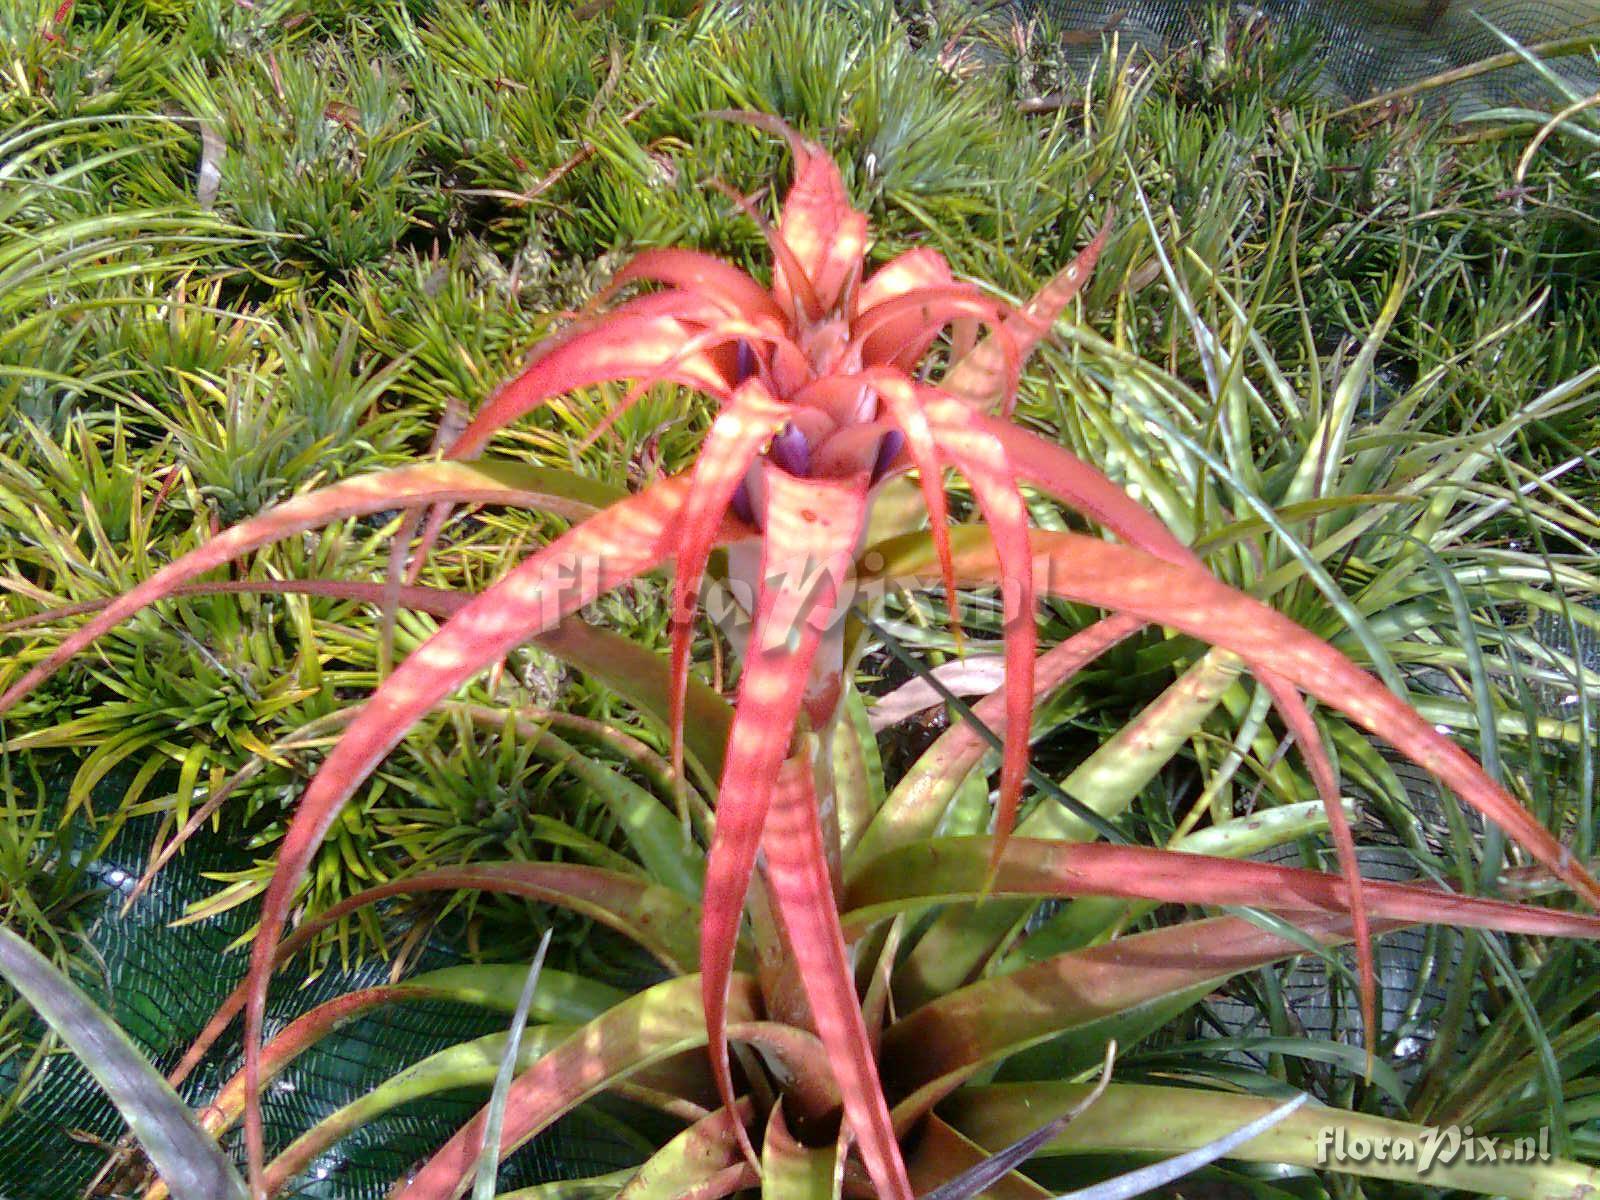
[2,0,1598,1194]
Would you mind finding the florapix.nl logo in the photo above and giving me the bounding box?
[1315,1125,1552,1174]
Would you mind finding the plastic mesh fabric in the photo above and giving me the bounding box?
[1203,842,1462,1095]
[1532,600,1600,720]
[1021,0,1600,114]
[0,766,640,1200]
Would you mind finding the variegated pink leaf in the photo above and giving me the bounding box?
[232,477,704,1192]
[856,246,953,315]
[668,380,790,778]
[606,247,787,325]
[863,528,1600,914]
[701,469,872,1173]
[941,223,1111,412]
[764,756,914,1200]
[448,308,735,459]
[842,837,1600,942]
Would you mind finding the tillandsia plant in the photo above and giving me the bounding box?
[5,114,1600,1200]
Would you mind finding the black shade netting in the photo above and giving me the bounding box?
[0,762,644,1200]
[1021,0,1600,114]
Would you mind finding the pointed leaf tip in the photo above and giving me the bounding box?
[918,1042,1116,1200]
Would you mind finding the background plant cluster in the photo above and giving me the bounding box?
[2,0,1598,1190]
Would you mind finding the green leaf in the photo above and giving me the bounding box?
[475,929,554,1200]
[847,615,1142,879]
[1049,1093,1309,1200]
[0,927,247,1200]
[882,910,1407,1121]
[392,973,763,1200]
[614,1100,755,1200]
[167,964,624,1176]
[261,1026,573,1195]
[946,1082,1600,1199]
[906,1117,1053,1200]
[761,1103,838,1200]
[497,1170,639,1200]
[893,646,1246,1004]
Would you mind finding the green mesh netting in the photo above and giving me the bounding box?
[1023,0,1600,113]
[0,765,640,1200]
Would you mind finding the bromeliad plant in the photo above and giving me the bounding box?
[102,663,1600,1200]
[5,115,1600,1199]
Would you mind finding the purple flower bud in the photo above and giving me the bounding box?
[734,340,758,385]
[871,429,905,483]
[729,477,757,526]
[768,422,810,477]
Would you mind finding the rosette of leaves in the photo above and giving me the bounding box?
[4,116,1600,1200]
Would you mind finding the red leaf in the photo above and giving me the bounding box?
[607,248,786,326]
[941,222,1111,412]
[866,529,1600,913]
[979,420,1382,1048]
[976,415,1195,567]
[792,373,880,427]
[700,470,871,1173]
[811,421,900,478]
[448,309,734,459]
[903,378,1037,864]
[1259,670,1375,1062]
[777,147,867,316]
[0,463,609,719]
[1006,219,1113,344]
[763,756,914,1200]
[668,380,790,779]
[704,171,826,324]
[930,442,1033,864]
[708,110,868,318]
[856,247,953,315]
[868,374,960,667]
[234,478,698,1192]
[676,1164,759,1200]
[842,838,1600,942]
[578,317,788,454]
[852,287,1012,374]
